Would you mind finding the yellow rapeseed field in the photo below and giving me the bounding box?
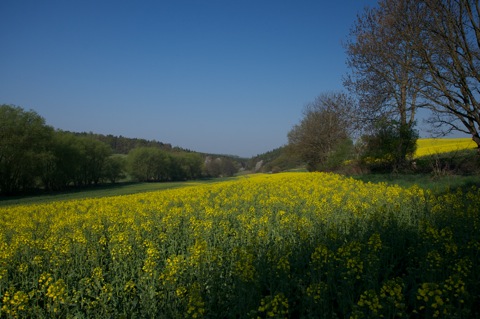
[415,138,476,157]
[0,172,479,318]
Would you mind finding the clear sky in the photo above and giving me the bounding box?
[1,0,379,157]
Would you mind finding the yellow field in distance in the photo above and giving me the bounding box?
[415,138,476,157]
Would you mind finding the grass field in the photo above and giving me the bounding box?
[1,172,479,318]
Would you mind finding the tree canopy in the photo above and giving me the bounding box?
[287,92,356,171]
[0,105,53,194]
[346,0,480,152]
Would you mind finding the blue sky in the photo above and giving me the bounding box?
[1,0,379,157]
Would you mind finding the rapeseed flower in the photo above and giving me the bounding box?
[0,172,479,317]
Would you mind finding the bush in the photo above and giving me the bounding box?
[361,121,418,172]
[414,149,480,177]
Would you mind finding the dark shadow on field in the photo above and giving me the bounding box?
[0,176,238,207]
[0,181,186,206]
[0,181,135,199]
[351,173,480,194]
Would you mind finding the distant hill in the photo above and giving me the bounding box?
[246,145,304,173]
[70,132,175,154]
[70,131,248,169]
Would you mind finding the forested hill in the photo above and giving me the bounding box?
[70,131,248,166]
[70,132,246,160]
[246,146,304,173]
[70,132,177,154]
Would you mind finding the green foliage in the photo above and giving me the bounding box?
[204,157,222,177]
[361,120,419,172]
[204,157,238,177]
[127,147,204,182]
[248,146,304,173]
[0,103,209,195]
[0,104,121,194]
[174,152,204,180]
[319,138,355,171]
[0,104,54,194]
[40,131,82,190]
[352,173,480,194]
[127,147,171,182]
[103,155,127,183]
[413,148,480,177]
[288,92,357,172]
[39,132,114,190]
[71,132,174,154]
[75,136,113,185]
[220,158,237,177]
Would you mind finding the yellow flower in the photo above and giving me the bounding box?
[257,293,289,318]
[1,289,29,317]
[46,279,67,303]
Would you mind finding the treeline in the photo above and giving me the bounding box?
[126,147,203,182]
[70,132,174,154]
[0,104,240,196]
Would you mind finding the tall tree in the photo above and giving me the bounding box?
[40,131,83,190]
[205,157,223,177]
[361,118,419,171]
[287,92,356,171]
[74,137,112,185]
[127,147,171,182]
[415,0,480,151]
[345,0,426,132]
[103,154,126,184]
[347,0,480,152]
[175,152,204,180]
[0,105,53,194]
